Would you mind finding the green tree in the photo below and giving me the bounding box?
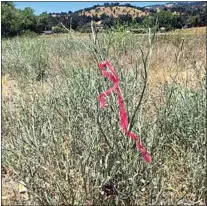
[100,13,109,20]
[18,7,37,32]
[172,15,184,29]
[156,10,174,30]
[37,12,49,31]
[1,2,19,36]
[36,12,56,32]
[142,16,156,28]
[2,2,37,36]
[118,14,132,25]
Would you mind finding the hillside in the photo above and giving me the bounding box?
[79,6,150,18]
[47,2,206,31]
[50,2,206,18]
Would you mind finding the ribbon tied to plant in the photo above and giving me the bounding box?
[97,61,151,163]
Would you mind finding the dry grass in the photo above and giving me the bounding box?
[170,26,206,35]
[2,28,206,205]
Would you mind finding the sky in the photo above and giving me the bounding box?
[14,1,169,15]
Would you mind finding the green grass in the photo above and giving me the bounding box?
[2,30,206,205]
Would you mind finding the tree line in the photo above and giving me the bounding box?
[2,2,206,37]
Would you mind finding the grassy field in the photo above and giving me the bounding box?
[170,26,206,35]
[2,28,206,205]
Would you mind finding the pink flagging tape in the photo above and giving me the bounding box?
[97,61,151,163]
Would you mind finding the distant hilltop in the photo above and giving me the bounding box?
[48,2,206,18]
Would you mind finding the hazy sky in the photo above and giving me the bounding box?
[14,2,169,15]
